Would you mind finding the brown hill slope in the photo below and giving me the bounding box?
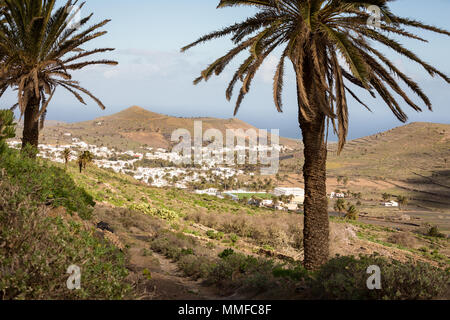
[279,122,450,216]
[326,122,450,180]
[36,106,299,150]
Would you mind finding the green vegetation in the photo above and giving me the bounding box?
[62,148,71,170]
[150,226,449,299]
[427,226,446,238]
[0,148,95,219]
[311,254,449,300]
[345,204,358,221]
[233,193,273,200]
[77,151,94,173]
[333,199,346,214]
[0,110,15,154]
[0,154,130,300]
[129,203,182,222]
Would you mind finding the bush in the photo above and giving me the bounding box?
[129,203,180,221]
[0,149,95,219]
[206,230,224,240]
[0,175,130,300]
[219,248,235,259]
[273,264,309,281]
[0,109,15,154]
[207,252,276,291]
[178,255,214,280]
[387,232,418,248]
[150,230,198,261]
[310,254,449,300]
[427,226,446,238]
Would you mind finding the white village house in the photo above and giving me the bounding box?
[384,200,399,207]
[330,192,345,199]
[273,187,305,204]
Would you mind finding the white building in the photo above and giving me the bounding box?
[384,200,399,207]
[273,187,305,204]
[330,192,345,199]
[195,188,218,196]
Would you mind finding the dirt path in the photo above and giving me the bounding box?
[124,232,221,300]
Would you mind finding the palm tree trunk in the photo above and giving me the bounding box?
[299,113,329,270]
[22,96,40,152]
[295,64,330,270]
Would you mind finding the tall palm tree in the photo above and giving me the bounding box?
[182,0,449,269]
[345,203,358,220]
[77,150,92,173]
[81,150,93,169]
[333,198,346,214]
[0,0,117,153]
[396,195,408,209]
[62,148,71,170]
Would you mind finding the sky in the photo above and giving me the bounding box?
[2,0,450,140]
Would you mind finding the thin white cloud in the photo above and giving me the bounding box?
[259,54,278,83]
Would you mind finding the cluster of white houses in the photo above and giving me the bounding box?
[195,187,305,211]
[7,139,248,189]
[9,139,400,211]
[7,139,308,211]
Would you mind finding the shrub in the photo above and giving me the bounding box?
[310,254,449,300]
[427,226,446,238]
[206,230,224,240]
[229,233,239,244]
[272,264,309,281]
[387,232,418,248]
[218,248,235,259]
[207,252,276,291]
[0,109,15,154]
[0,149,95,219]
[129,203,180,221]
[0,175,130,300]
[178,255,214,280]
[150,230,198,261]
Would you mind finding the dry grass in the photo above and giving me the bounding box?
[185,209,303,251]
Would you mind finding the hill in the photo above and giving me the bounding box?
[2,123,449,300]
[327,122,449,179]
[32,106,300,151]
[278,122,450,227]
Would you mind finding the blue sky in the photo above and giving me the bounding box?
[2,0,450,140]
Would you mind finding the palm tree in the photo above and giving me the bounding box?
[77,153,84,173]
[81,150,93,169]
[0,0,117,153]
[333,198,346,215]
[182,0,449,269]
[77,150,93,173]
[62,148,71,170]
[397,195,408,209]
[345,204,358,220]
